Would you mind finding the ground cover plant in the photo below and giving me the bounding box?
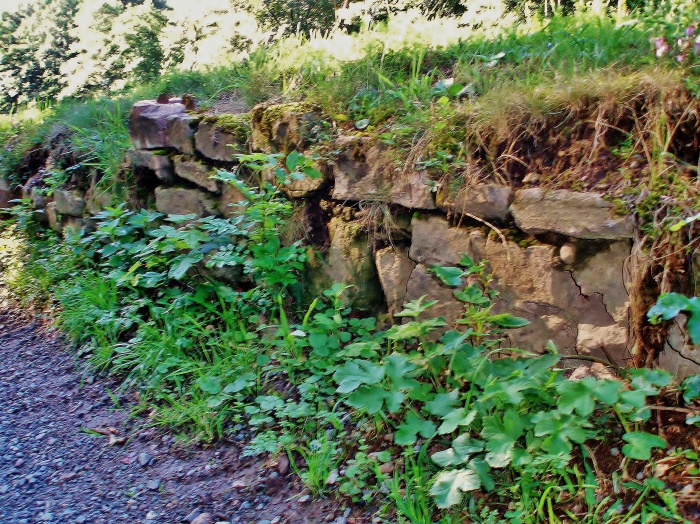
[2,150,700,523]
[2,1,700,522]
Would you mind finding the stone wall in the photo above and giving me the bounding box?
[6,96,697,376]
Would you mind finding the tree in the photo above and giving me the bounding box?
[256,0,337,39]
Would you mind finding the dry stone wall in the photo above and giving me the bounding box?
[5,96,698,377]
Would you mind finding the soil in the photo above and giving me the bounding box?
[0,309,362,524]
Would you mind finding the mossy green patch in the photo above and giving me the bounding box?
[202,113,251,142]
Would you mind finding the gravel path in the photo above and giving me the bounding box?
[0,311,353,524]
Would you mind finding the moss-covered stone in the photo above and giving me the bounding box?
[250,102,322,154]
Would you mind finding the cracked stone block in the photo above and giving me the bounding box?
[436,183,513,222]
[173,156,220,193]
[573,241,631,324]
[404,263,464,327]
[220,183,248,219]
[194,120,248,162]
[375,247,416,316]
[332,136,436,210]
[53,189,86,217]
[510,188,634,239]
[659,314,700,380]
[166,113,199,155]
[130,99,187,150]
[46,202,61,232]
[0,178,18,210]
[154,187,219,218]
[131,150,174,182]
[302,216,384,312]
[576,322,629,363]
[409,215,472,266]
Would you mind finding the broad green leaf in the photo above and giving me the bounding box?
[168,252,204,280]
[481,410,525,468]
[621,431,666,460]
[394,295,439,318]
[347,385,388,414]
[488,313,530,328]
[197,376,222,395]
[452,433,485,456]
[556,378,596,416]
[430,266,464,287]
[453,285,490,306]
[594,379,623,405]
[533,411,589,455]
[395,412,437,446]
[648,293,691,322]
[438,408,477,434]
[432,447,469,468]
[285,150,304,171]
[333,360,385,393]
[256,395,285,411]
[387,318,446,340]
[385,353,420,390]
[424,390,460,417]
[430,468,481,508]
[682,375,700,403]
[458,254,475,268]
[686,305,700,345]
[223,372,256,394]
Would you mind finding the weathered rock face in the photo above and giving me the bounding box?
[130,99,187,150]
[0,178,18,210]
[332,137,436,210]
[29,187,48,210]
[46,202,61,232]
[85,187,114,215]
[194,116,249,162]
[154,187,218,218]
[166,114,199,155]
[53,189,86,217]
[405,214,631,362]
[250,102,322,154]
[219,183,248,219]
[510,189,634,239]
[375,247,416,315]
[659,315,700,380]
[437,184,513,222]
[173,156,220,193]
[303,217,384,311]
[131,150,174,182]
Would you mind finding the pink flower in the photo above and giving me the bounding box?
[676,53,685,63]
[654,37,666,49]
[686,26,696,37]
[656,43,670,57]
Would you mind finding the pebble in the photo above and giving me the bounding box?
[184,508,202,522]
[147,479,161,491]
[610,447,620,456]
[298,495,311,504]
[559,243,576,265]
[138,452,152,467]
[191,513,215,524]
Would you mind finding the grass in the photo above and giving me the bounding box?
[2,3,700,523]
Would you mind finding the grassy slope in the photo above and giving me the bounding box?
[2,5,700,524]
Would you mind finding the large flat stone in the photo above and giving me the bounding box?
[510,188,634,239]
[53,189,86,217]
[375,247,416,315]
[131,150,174,182]
[250,102,322,154]
[166,114,199,155]
[130,99,187,150]
[154,187,218,218]
[437,183,513,222]
[173,156,220,193]
[659,314,700,380]
[0,178,18,210]
[404,264,464,326]
[302,217,383,312]
[332,137,436,210]
[409,214,471,266]
[194,118,249,162]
